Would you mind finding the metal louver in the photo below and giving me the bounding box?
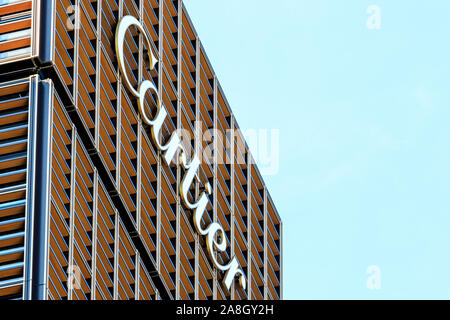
[0,0,32,61]
[0,78,29,299]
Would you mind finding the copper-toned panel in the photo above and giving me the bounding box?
[0,78,29,300]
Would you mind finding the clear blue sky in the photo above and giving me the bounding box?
[184,0,450,299]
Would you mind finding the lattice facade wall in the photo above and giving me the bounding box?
[0,0,282,300]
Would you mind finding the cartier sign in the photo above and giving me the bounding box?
[115,16,246,291]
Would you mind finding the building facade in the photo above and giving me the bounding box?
[0,0,282,300]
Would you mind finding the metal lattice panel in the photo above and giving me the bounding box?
[0,78,29,300]
[0,0,282,301]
